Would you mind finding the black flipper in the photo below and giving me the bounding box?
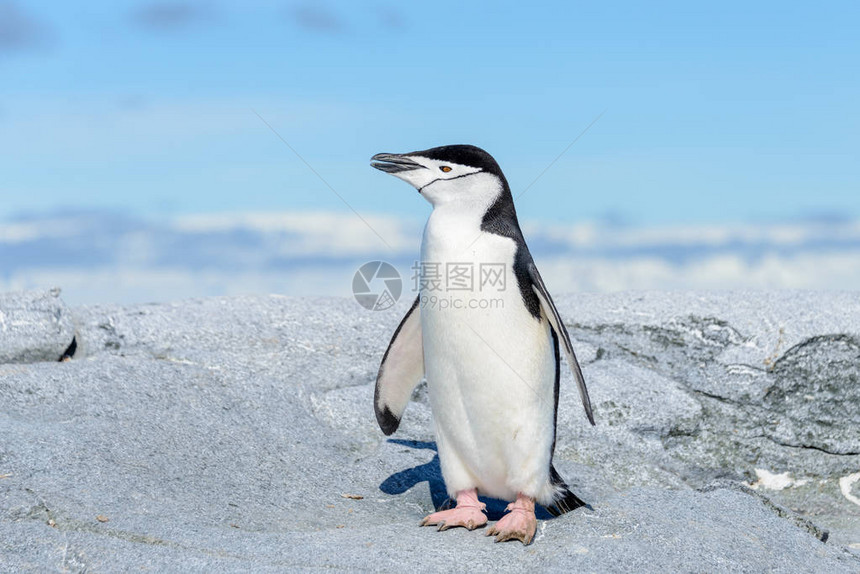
[374,296,424,435]
[479,183,594,426]
[545,465,588,517]
[527,260,595,426]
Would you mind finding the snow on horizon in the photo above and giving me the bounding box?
[1,209,858,306]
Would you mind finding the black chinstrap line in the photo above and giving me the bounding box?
[418,170,483,193]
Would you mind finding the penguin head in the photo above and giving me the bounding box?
[371,145,508,208]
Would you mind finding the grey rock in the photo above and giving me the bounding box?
[1,291,859,572]
[0,288,75,364]
[765,335,860,455]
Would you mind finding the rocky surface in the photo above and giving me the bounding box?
[0,288,75,364]
[1,289,859,572]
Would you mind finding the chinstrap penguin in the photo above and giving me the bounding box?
[371,145,594,545]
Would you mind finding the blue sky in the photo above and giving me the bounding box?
[1,0,858,226]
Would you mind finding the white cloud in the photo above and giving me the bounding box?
[540,252,860,293]
[527,219,860,251]
[173,211,421,255]
[2,209,858,306]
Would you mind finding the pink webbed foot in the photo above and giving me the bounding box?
[420,489,488,531]
[486,493,537,545]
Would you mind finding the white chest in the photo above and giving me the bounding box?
[419,206,518,297]
[417,205,548,369]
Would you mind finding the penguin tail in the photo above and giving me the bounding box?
[546,488,588,517]
[545,465,589,517]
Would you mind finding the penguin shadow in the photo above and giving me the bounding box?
[379,439,555,521]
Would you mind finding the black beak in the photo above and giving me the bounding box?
[371,153,424,174]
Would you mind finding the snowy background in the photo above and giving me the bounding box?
[2,209,858,305]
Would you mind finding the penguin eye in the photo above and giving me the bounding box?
[440,166,452,173]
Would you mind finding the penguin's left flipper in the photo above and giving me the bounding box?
[374,296,425,435]
[527,262,596,426]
